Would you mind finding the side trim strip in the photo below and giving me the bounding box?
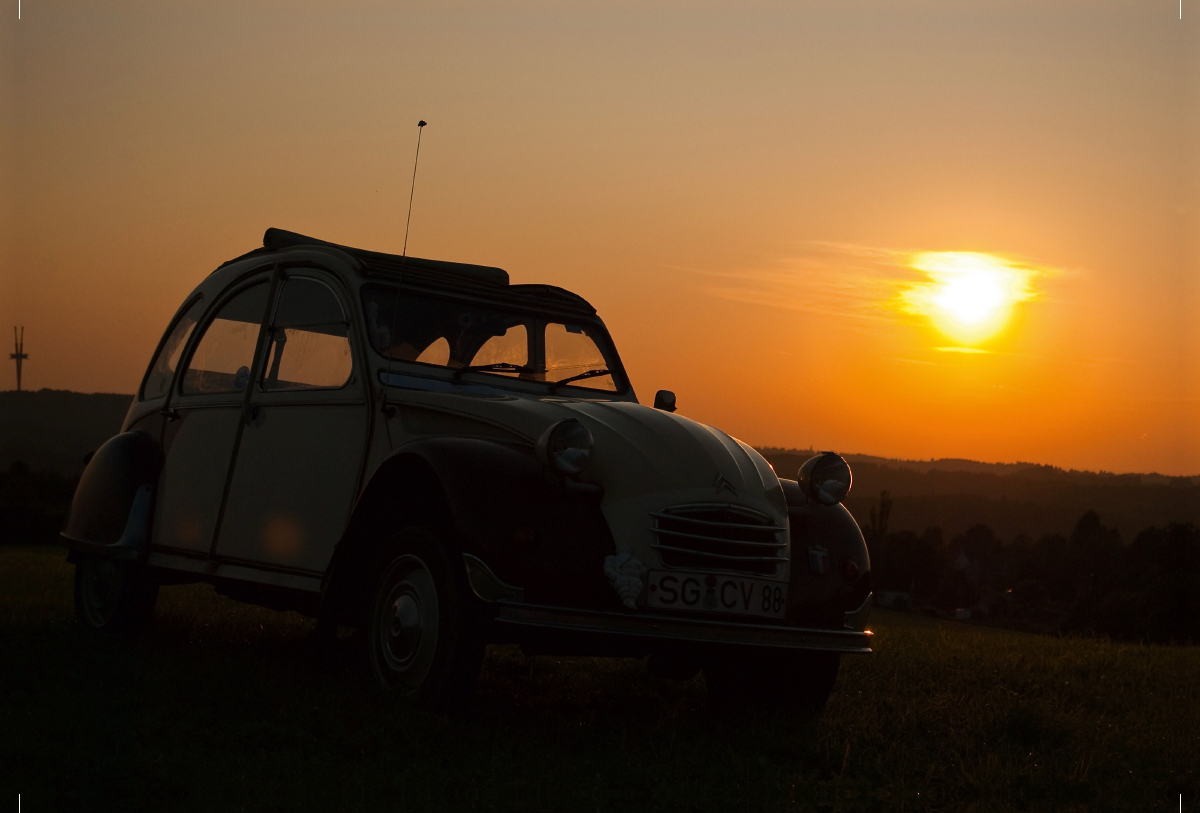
[145,551,323,593]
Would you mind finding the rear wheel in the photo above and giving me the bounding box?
[365,525,484,710]
[704,648,840,711]
[74,555,158,632]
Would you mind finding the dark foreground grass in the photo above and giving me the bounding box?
[1,546,1196,812]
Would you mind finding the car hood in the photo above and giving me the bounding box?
[394,389,789,571]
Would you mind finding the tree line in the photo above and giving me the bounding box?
[864,490,1200,644]
[0,460,77,546]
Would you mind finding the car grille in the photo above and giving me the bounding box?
[649,503,788,577]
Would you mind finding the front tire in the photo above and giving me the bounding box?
[365,526,484,710]
[74,555,158,632]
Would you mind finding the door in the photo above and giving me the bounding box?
[215,273,368,574]
[152,279,271,555]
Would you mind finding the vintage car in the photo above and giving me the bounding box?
[64,228,872,709]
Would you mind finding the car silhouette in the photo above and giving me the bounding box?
[63,228,872,710]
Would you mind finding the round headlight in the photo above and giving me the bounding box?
[798,452,852,505]
[536,419,594,476]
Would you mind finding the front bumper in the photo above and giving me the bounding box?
[492,601,873,654]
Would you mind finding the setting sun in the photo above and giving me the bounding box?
[899,252,1039,346]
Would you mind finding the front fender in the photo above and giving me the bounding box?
[781,478,871,627]
[62,430,163,560]
[346,437,616,610]
[394,437,550,573]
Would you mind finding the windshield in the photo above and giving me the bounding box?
[361,285,622,393]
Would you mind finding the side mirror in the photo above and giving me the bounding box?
[653,390,677,412]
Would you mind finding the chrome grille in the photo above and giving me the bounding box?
[650,503,788,576]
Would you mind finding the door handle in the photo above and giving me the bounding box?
[159,407,180,422]
[243,404,260,425]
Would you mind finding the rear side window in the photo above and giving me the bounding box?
[180,282,269,395]
[141,297,204,400]
[261,277,353,391]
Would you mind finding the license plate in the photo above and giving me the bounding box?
[645,570,787,619]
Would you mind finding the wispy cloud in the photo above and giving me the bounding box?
[688,242,1062,343]
[683,241,919,325]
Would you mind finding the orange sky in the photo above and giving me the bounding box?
[2,1,1197,475]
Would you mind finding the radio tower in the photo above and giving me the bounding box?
[10,327,28,392]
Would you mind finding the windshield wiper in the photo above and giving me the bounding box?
[549,369,611,391]
[453,362,535,379]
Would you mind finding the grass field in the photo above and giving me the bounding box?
[2,545,1196,812]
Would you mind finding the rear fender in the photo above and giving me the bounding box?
[62,430,163,562]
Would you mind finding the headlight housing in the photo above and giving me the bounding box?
[798,452,852,505]
[536,419,594,476]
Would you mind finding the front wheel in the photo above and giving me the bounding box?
[74,555,158,632]
[365,526,484,711]
[704,648,841,711]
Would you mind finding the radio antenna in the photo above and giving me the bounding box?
[381,120,426,416]
[402,120,426,259]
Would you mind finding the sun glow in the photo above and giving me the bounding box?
[899,252,1039,345]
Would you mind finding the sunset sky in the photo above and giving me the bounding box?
[2,1,1197,475]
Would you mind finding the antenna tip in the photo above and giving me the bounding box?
[418,120,427,127]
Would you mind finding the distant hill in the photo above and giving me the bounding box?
[1,390,132,477]
[759,448,1200,543]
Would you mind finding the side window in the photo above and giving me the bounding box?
[544,322,616,391]
[141,296,204,400]
[261,277,352,391]
[180,282,269,395]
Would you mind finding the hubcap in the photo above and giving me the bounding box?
[81,558,123,627]
[375,555,439,689]
[386,592,422,665]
